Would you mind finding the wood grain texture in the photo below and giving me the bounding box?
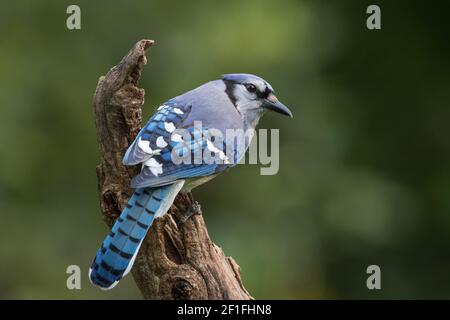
[92,39,252,300]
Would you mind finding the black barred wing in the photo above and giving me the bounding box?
[123,101,232,188]
[123,101,191,166]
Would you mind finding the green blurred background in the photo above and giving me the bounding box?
[1,0,450,299]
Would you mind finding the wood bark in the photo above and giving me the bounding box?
[92,39,252,300]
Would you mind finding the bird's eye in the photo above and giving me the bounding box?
[245,84,257,93]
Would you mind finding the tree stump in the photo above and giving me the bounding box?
[92,39,252,300]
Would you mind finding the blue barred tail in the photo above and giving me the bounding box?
[89,181,184,289]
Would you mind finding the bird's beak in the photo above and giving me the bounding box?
[263,93,293,118]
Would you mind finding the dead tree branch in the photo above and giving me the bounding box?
[92,39,252,300]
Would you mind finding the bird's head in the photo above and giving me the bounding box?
[222,73,293,124]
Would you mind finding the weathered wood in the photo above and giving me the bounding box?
[92,39,252,300]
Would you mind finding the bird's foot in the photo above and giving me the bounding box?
[178,201,202,226]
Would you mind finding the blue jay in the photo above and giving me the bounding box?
[89,73,293,289]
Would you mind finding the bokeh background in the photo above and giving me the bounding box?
[1,0,450,299]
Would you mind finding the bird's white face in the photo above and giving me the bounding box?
[232,79,273,127]
[222,73,293,128]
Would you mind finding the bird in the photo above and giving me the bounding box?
[89,73,293,289]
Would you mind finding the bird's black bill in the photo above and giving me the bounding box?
[263,94,293,118]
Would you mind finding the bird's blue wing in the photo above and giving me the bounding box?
[123,101,192,166]
[123,100,233,188]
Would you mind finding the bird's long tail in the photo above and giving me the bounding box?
[89,181,184,289]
